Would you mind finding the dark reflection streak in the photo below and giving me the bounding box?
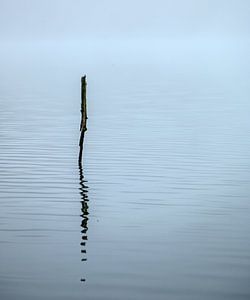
[78,161,89,283]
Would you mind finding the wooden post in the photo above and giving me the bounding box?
[78,75,87,164]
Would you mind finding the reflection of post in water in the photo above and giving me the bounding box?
[79,162,89,282]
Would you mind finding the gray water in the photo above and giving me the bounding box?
[0,39,250,300]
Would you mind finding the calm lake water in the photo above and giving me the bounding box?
[0,39,250,299]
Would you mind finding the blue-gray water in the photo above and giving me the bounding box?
[0,39,250,299]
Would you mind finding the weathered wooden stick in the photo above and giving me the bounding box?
[78,75,87,164]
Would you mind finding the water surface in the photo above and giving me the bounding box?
[0,39,250,299]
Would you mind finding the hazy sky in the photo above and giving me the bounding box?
[0,0,250,41]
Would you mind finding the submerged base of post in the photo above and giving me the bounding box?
[78,131,85,166]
